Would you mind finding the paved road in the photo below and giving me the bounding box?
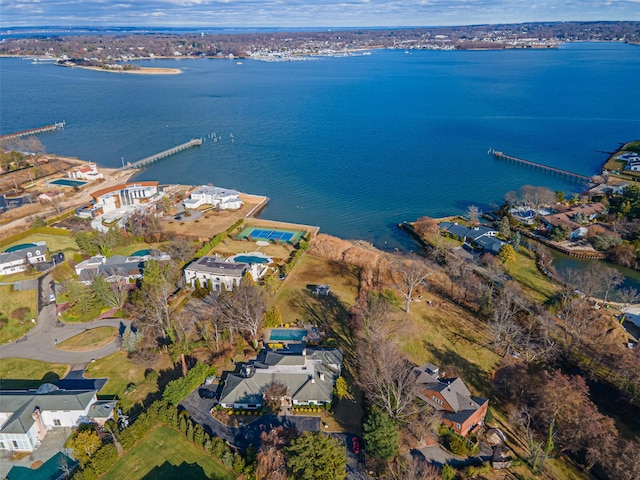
[0,273,131,363]
[180,387,320,449]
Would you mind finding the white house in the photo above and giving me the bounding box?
[183,185,243,210]
[184,256,249,290]
[75,251,171,284]
[68,163,103,181]
[0,243,49,276]
[90,182,159,214]
[219,345,343,410]
[0,384,112,452]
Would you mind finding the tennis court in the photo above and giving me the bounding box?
[237,226,304,243]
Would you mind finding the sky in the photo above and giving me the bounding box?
[1,0,638,28]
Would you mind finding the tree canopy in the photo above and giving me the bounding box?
[285,431,347,480]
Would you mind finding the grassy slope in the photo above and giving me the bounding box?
[102,425,236,480]
[56,326,118,352]
[5,233,79,254]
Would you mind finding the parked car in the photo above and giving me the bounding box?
[198,388,216,399]
[49,294,56,303]
[351,436,360,454]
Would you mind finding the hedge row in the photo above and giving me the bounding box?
[163,362,217,405]
[0,226,72,248]
[194,219,244,258]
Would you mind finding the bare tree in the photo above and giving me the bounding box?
[357,339,423,421]
[386,455,440,480]
[256,427,289,480]
[215,276,267,341]
[467,205,480,225]
[262,382,288,413]
[391,253,433,313]
[618,287,640,323]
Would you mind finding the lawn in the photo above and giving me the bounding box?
[83,351,173,411]
[56,326,118,351]
[506,248,560,302]
[0,358,68,389]
[211,237,293,263]
[109,242,156,257]
[4,233,79,255]
[0,285,38,344]
[102,425,236,480]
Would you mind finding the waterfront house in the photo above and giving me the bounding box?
[541,203,606,240]
[0,384,111,452]
[183,185,243,210]
[218,345,342,410]
[413,362,488,437]
[90,181,159,214]
[439,222,504,254]
[0,243,49,276]
[184,256,249,290]
[68,162,103,181]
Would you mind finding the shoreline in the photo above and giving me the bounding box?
[57,64,182,75]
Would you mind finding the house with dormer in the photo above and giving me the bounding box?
[413,363,488,437]
[218,345,342,410]
[0,243,49,276]
[439,222,505,255]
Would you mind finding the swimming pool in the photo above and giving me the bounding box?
[131,249,151,257]
[50,179,87,187]
[234,255,270,264]
[5,243,37,252]
[269,328,308,342]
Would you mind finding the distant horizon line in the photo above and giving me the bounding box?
[2,19,637,32]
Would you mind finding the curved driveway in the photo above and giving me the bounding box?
[0,273,131,364]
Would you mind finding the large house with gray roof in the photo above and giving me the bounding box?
[0,243,48,276]
[74,250,170,285]
[0,384,115,452]
[413,363,488,437]
[219,346,342,410]
[439,222,505,254]
[184,256,249,291]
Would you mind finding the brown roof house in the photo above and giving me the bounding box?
[413,363,488,437]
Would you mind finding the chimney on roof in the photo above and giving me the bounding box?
[310,375,315,384]
[319,372,325,382]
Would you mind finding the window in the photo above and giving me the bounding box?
[12,440,19,448]
[456,423,461,430]
[53,419,61,426]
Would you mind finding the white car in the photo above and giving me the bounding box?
[49,294,56,303]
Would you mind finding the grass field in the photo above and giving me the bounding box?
[0,358,68,389]
[0,285,38,344]
[211,237,293,263]
[84,351,173,410]
[109,242,156,257]
[4,233,79,254]
[102,426,236,480]
[506,248,560,302]
[57,326,118,351]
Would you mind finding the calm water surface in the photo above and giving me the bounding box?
[1,43,639,249]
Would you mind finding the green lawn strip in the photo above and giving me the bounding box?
[0,358,68,389]
[59,305,109,323]
[4,233,79,254]
[84,351,172,411]
[102,425,236,480]
[506,249,560,302]
[0,285,38,344]
[56,326,118,351]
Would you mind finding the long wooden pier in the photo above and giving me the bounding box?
[489,148,594,184]
[119,138,203,171]
[0,121,65,140]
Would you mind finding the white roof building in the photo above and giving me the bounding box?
[183,185,243,210]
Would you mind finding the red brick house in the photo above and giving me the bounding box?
[413,363,488,437]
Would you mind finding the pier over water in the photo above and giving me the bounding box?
[0,122,65,140]
[118,138,203,171]
[489,148,594,184]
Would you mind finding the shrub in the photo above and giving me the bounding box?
[441,464,456,480]
[163,362,216,405]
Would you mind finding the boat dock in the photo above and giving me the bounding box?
[0,121,65,140]
[489,148,594,184]
[118,138,203,171]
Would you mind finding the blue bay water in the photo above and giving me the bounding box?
[1,43,639,249]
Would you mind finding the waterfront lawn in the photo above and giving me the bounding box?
[0,358,68,389]
[84,351,173,411]
[102,425,236,480]
[56,326,118,352]
[211,237,293,263]
[505,248,560,302]
[0,285,38,344]
[623,140,640,153]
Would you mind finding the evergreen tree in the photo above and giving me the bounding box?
[363,408,399,461]
[285,431,347,480]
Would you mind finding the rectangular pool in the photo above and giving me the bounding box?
[269,328,307,342]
